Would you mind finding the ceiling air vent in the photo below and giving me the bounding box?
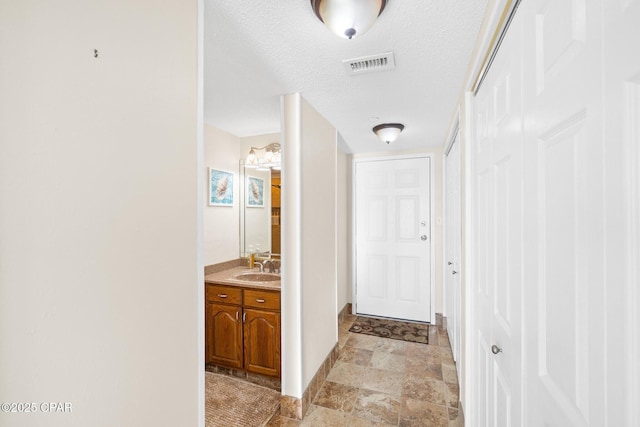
[343,52,395,76]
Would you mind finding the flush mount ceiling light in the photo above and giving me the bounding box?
[373,123,404,144]
[245,142,281,171]
[310,0,387,40]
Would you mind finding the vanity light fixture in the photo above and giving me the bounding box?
[245,142,281,170]
[310,0,387,40]
[373,123,404,144]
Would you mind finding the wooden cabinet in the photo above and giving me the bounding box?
[244,308,281,377]
[243,289,281,377]
[206,302,242,368]
[206,284,242,305]
[205,285,243,368]
[243,288,280,310]
[205,284,281,377]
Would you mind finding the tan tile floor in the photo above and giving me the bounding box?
[267,315,464,426]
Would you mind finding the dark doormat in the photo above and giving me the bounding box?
[349,315,430,345]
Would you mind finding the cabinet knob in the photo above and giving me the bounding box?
[243,312,247,323]
[256,298,266,303]
[217,294,227,298]
[491,345,502,355]
[236,311,239,321]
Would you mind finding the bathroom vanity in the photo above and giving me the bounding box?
[204,267,281,378]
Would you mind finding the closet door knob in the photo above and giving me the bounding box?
[452,270,458,275]
[421,235,428,241]
[491,345,502,355]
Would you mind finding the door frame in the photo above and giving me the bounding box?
[632,82,640,424]
[350,153,436,325]
[462,91,477,424]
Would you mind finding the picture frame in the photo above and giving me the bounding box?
[209,168,234,206]
[246,176,265,207]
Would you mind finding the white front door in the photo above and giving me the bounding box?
[355,156,432,322]
[445,131,462,364]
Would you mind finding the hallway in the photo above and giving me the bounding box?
[267,315,462,426]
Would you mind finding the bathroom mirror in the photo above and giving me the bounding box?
[239,163,281,259]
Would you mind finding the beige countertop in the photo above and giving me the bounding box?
[204,266,281,291]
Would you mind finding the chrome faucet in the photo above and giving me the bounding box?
[262,259,274,273]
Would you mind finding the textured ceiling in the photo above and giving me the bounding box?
[204,0,488,153]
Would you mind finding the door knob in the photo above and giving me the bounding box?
[452,270,458,275]
[421,235,428,241]
[448,261,453,265]
[491,345,502,355]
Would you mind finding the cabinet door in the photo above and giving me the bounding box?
[243,308,281,377]
[206,302,242,369]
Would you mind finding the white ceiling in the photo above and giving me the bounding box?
[204,0,488,154]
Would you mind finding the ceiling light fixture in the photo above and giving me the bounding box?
[373,123,404,144]
[245,142,281,170]
[310,0,387,40]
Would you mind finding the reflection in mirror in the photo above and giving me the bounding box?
[239,163,281,259]
[271,170,281,255]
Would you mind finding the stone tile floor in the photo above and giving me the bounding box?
[266,314,464,426]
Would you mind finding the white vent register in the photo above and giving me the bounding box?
[343,52,396,75]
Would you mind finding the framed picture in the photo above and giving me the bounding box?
[209,168,234,206]
[246,176,265,207]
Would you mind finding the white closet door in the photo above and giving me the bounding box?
[602,1,640,425]
[470,6,524,425]
[522,0,607,424]
[468,0,640,425]
[521,0,640,424]
[445,132,462,364]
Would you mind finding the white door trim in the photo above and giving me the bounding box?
[629,80,640,426]
[444,107,461,156]
[351,153,436,324]
[462,90,476,423]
